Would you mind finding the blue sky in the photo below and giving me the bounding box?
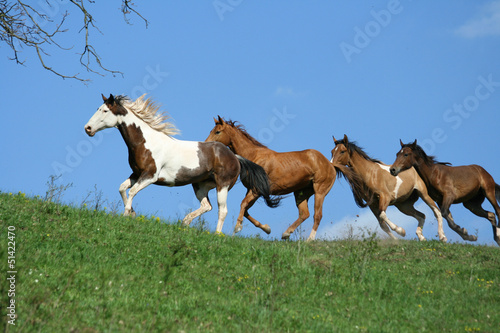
[2,1,500,245]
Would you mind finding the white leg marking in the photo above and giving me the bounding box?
[182,197,212,226]
[216,186,229,233]
[307,229,317,241]
[380,211,406,237]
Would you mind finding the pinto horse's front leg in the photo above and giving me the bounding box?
[122,174,156,216]
[119,175,137,217]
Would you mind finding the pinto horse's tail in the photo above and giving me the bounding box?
[236,155,281,208]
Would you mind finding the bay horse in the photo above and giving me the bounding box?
[390,140,500,246]
[331,135,446,242]
[205,116,336,241]
[84,94,279,233]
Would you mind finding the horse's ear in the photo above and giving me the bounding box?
[411,139,417,148]
[343,134,348,143]
[400,139,404,147]
[108,94,115,103]
[101,94,107,102]
[332,135,336,142]
[217,115,224,124]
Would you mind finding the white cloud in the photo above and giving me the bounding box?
[318,203,448,241]
[456,1,500,38]
[319,207,420,241]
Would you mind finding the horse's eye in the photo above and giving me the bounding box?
[215,131,221,135]
[404,153,408,157]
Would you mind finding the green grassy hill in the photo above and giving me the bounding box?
[1,191,499,332]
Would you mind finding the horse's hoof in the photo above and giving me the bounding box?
[468,235,478,242]
[440,236,448,243]
[396,227,406,237]
[281,232,291,240]
[262,224,271,234]
[234,225,242,234]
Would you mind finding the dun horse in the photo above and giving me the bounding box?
[331,135,446,241]
[390,140,500,246]
[206,116,336,241]
[84,94,279,233]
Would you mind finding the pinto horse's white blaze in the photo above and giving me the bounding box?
[84,94,280,233]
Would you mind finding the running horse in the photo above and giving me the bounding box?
[84,94,279,233]
[206,116,336,241]
[331,135,447,242]
[390,140,500,246]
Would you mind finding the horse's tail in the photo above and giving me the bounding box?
[332,163,374,208]
[236,155,281,208]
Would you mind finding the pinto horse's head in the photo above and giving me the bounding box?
[85,94,124,137]
[330,134,352,166]
[205,115,232,146]
[390,140,418,176]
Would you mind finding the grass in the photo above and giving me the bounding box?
[1,191,499,332]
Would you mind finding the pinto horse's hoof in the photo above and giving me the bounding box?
[262,224,271,234]
[281,232,291,240]
[395,227,406,237]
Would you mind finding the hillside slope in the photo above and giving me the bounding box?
[1,192,499,332]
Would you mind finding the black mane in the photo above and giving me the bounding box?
[403,143,451,166]
[336,138,382,164]
[226,120,267,148]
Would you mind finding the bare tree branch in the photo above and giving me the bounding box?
[0,0,147,83]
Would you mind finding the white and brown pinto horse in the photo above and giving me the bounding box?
[84,94,279,233]
[391,140,500,246]
[331,135,447,242]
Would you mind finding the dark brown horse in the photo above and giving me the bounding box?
[390,140,500,246]
[206,116,336,240]
[331,135,446,241]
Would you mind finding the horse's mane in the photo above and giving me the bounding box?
[225,120,267,148]
[333,164,375,208]
[333,137,381,208]
[403,143,451,166]
[336,138,382,164]
[115,95,180,136]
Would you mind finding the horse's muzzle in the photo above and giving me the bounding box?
[84,125,95,137]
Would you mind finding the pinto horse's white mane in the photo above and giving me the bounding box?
[117,94,180,136]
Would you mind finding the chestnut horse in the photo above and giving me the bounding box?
[206,116,336,240]
[390,140,500,246]
[331,135,446,241]
[84,94,279,233]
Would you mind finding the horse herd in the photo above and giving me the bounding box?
[84,94,500,246]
